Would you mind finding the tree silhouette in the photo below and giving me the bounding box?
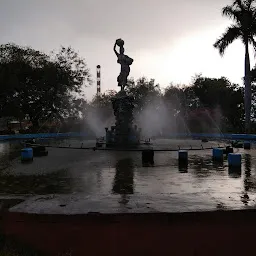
[0,44,92,129]
[213,0,256,133]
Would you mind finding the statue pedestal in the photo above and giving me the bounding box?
[104,90,140,148]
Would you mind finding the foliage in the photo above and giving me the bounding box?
[82,90,117,135]
[0,43,91,128]
[82,75,245,135]
[189,75,244,132]
[91,90,117,108]
[164,85,186,116]
[161,76,244,133]
[214,0,256,55]
[126,77,161,115]
[89,90,117,121]
[213,0,256,132]
[0,42,248,134]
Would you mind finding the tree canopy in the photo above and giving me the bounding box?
[214,0,256,132]
[0,42,250,135]
[0,43,91,129]
[84,75,246,136]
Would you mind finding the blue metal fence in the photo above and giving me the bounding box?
[0,132,87,141]
[168,133,256,140]
[0,132,256,141]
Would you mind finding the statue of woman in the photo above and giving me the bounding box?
[113,39,133,90]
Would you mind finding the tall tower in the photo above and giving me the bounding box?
[96,65,101,96]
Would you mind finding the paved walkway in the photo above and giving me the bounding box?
[7,192,253,215]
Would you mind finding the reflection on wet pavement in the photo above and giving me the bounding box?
[112,158,134,205]
[0,169,71,195]
[0,142,21,171]
[2,139,256,211]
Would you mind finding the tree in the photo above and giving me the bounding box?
[90,90,117,109]
[0,44,49,123]
[125,77,166,136]
[162,85,188,134]
[213,0,256,133]
[85,90,117,136]
[249,77,256,123]
[126,77,161,115]
[164,85,186,116]
[249,64,256,125]
[0,44,92,129]
[190,75,244,132]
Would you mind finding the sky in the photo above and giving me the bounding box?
[0,0,254,100]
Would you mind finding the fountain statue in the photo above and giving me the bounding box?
[103,39,141,147]
[113,38,133,91]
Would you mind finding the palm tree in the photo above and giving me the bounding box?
[214,0,256,133]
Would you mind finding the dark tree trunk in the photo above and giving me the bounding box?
[244,39,251,133]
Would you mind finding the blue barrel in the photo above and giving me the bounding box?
[21,148,33,162]
[212,148,223,160]
[228,153,241,167]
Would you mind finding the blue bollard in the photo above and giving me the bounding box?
[21,148,33,162]
[178,150,188,163]
[228,153,241,167]
[212,148,223,161]
[244,142,251,150]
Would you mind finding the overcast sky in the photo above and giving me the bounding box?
[0,0,253,100]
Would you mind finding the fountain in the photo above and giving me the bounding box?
[104,38,141,147]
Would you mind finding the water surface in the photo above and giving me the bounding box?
[1,139,255,210]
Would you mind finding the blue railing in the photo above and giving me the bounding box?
[168,133,256,140]
[0,132,87,141]
[0,132,256,141]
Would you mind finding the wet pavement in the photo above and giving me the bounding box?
[1,139,256,213]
